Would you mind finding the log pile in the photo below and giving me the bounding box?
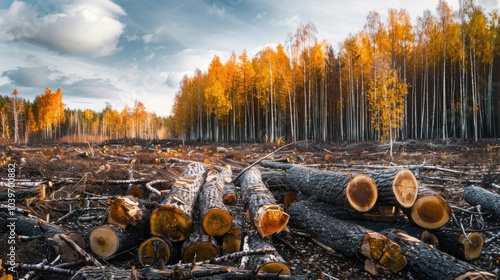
[1,142,499,280]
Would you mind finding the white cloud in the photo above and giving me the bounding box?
[256,12,266,19]
[142,33,156,44]
[0,0,126,57]
[144,52,155,61]
[207,4,226,19]
[269,14,301,27]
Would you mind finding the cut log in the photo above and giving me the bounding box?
[89,223,146,258]
[364,169,418,208]
[381,229,497,280]
[181,223,220,263]
[259,162,378,212]
[126,184,145,200]
[107,196,145,229]
[222,205,244,255]
[404,186,451,229]
[138,237,174,267]
[3,213,85,262]
[246,231,291,275]
[239,168,290,237]
[220,166,237,206]
[199,168,233,237]
[287,201,407,274]
[150,162,206,242]
[425,230,484,261]
[464,186,500,219]
[261,171,298,207]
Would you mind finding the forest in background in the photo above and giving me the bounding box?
[172,0,500,143]
[0,87,170,144]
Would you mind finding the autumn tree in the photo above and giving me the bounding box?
[367,62,408,160]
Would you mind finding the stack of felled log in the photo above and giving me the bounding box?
[258,160,496,279]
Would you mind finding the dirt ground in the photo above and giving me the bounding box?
[1,139,499,279]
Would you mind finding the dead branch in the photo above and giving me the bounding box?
[59,234,103,267]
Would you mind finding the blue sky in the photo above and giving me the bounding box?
[0,0,498,116]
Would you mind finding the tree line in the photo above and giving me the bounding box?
[0,87,170,144]
[171,0,500,143]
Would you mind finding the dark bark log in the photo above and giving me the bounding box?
[89,223,146,258]
[259,162,378,212]
[246,231,291,275]
[261,171,298,207]
[222,205,244,255]
[287,201,407,274]
[364,169,418,208]
[464,186,500,219]
[426,230,484,261]
[138,237,174,267]
[181,223,220,263]
[239,168,289,237]
[403,186,451,229]
[150,163,206,242]
[199,169,233,237]
[381,229,497,280]
[1,213,85,262]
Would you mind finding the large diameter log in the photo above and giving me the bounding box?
[246,231,291,275]
[199,169,233,237]
[404,186,451,229]
[240,168,289,237]
[138,237,174,267]
[150,163,206,241]
[464,186,500,219]
[89,224,146,258]
[287,201,407,274]
[381,229,497,280]
[365,169,418,208]
[260,163,378,212]
[181,224,220,263]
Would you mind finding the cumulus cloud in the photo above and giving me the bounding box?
[2,66,56,87]
[67,78,123,98]
[0,0,126,57]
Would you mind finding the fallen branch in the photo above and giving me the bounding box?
[59,234,103,267]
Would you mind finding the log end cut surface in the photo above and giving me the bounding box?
[182,242,219,263]
[257,263,291,275]
[411,195,451,229]
[150,205,192,242]
[255,205,290,237]
[346,174,378,212]
[138,237,171,266]
[202,208,233,237]
[89,226,120,258]
[222,227,242,255]
[460,232,483,261]
[393,169,418,208]
[222,193,237,206]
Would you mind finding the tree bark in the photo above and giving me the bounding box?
[239,168,289,237]
[246,231,291,275]
[464,186,500,220]
[425,230,483,261]
[259,162,378,212]
[222,205,244,255]
[199,169,233,237]
[287,200,407,274]
[150,163,206,242]
[1,213,85,262]
[381,229,496,280]
[261,171,299,207]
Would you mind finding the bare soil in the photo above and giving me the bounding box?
[1,139,499,279]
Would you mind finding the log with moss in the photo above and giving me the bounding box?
[403,186,451,229]
[199,168,233,237]
[239,167,289,237]
[464,186,500,219]
[150,163,206,242]
[287,200,407,275]
[259,161,378,212]
[381,229,496,280]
